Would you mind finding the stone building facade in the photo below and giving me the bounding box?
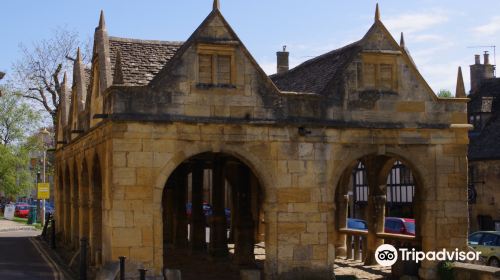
[54,2,469,279]
[467,53,500,232]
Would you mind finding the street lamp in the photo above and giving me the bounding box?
[39,128,50,226]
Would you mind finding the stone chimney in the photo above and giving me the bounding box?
[276,46,289,75]
[470,52,496,93]
[484,51,490,65]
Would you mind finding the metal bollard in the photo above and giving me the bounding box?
[119,256,126,280]
[138,268,147,280]
[80,237,88,280]
[50,218,56,249]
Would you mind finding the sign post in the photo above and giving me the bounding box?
[37,183,49,225]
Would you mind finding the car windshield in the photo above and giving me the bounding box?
[17,206,28,210]
[404,222,415,234]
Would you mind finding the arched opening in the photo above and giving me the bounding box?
[162,152,265,280]
[56,168,64,239]
[334,154,421,278]
[63,166,71,244]
[80,160,90,243]
[71,161,80,249]
[90,155,103,266]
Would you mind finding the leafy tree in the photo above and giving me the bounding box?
[0,87,42,198]
[11,27,90,127]
[0,144,33,197]
[0,86,41,145]
[437,89,452,98]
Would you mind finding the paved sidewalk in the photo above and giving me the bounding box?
[0,218,38,232]
[334,258,391,279]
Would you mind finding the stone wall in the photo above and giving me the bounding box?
[54,120,469,279]
[469,160,500,232]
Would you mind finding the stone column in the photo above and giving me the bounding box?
[173,166,188,249]
[233,165,255,265]
[209,156,229,258]
[363,157,388,265]
[190,162,206,252]
[335,194,349,258]
[364,194,386,265]
[71,185,80,249]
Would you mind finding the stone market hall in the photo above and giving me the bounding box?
[54,1,470,279]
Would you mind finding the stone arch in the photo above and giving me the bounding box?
[71,160,80,248]
[153,144,274,204]
[90,153,103,265]
[56,167,63,235]
[63,164,71,243]
[153,144,274,278]
[331,148,426,272]
[80,158,90,242]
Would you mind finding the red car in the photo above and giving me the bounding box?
[385,217,415,236]
[14,204,30,218]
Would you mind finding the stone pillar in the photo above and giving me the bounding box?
[363,156,388,265]
[233,165,255,265]
[335,194,349,258]
[79,195,90,240]
[190,162,206,252]
[71,185,80,249]
[64,195,69,245]
[209,156,229,258]
[173,166,188,249]
[364,194,386,265]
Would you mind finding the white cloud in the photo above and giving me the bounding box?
[385,11,449,34]
[472,16,500,37]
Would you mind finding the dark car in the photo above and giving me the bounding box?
[347,218,368,231]
[385,217,415,236]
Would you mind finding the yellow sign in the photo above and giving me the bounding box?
[37,183,50,199]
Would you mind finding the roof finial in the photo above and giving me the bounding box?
[400,32,405,48]
[375,3,381,22]
[98,10,106,29]
[76,47,82,63]
[213,0,220,10]
[455,66,466,98]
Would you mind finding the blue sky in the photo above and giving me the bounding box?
[2,0,500,94]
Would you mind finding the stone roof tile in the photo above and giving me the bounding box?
[109,37,184,86]
[269,42,361,94]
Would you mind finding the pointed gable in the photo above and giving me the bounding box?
[149,7,279,95]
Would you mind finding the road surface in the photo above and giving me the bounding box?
[0,221,63,279]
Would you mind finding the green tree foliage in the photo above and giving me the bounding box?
[437,89,452,98]
[0,86,41,197]
[0,87,40,145]
[0,144,33,197]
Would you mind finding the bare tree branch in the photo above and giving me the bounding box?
[10,26,91,128]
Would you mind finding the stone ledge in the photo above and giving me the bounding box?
[452,262,500,280]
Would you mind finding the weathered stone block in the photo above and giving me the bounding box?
[277,188,311,203]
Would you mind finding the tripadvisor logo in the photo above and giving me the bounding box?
[375,244,398,266]
[375,244,481,266]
